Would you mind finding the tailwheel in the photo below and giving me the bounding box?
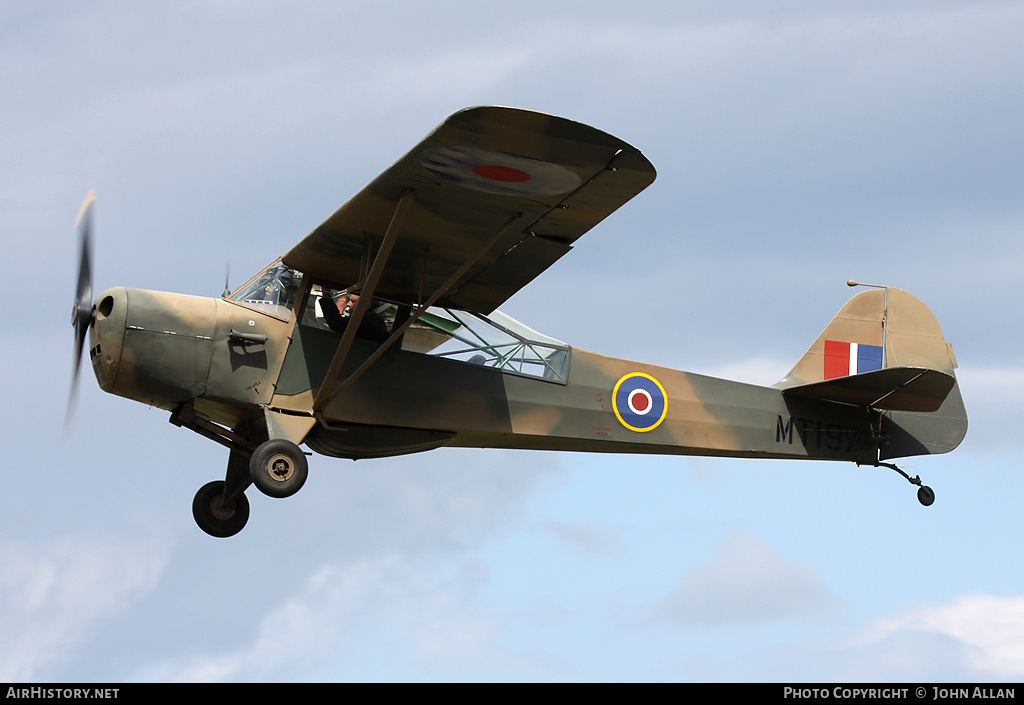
[193,480,250,537]
[874,461,935,507]
[250,439,308,499]
[917,485,936,507]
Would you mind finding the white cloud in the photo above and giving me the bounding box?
[956,365,1024,403]
[861,594,1024,679]
[536,520,628,559]
[0,531,169,681]
[140,553,542,682]
[658,533,840,627]
[942,364,1024,454]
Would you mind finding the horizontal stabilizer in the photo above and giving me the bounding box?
[782,366,956,412]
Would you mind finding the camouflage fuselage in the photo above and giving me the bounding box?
[90,287,289,429]
[89,287,966,464]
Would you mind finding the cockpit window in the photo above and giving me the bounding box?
[403,307,570,383]
[228,260,302,318]
[229,261,569,382]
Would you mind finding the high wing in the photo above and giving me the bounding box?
[282,106,656,313]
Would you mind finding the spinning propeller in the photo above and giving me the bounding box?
[67,190,95,425]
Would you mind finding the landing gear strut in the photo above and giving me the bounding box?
[171,401,309,536]
[875,461,935,506]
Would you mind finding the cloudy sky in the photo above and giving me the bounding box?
[3,0,1023,682]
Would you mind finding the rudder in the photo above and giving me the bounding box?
[777,286,967,459]
[778,286,958,388]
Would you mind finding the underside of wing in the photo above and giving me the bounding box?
[282,106,656,313]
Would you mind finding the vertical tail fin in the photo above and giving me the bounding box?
[778,286,967,459]
[779,286,958,387]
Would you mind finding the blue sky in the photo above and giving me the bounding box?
[2,1,1023,682]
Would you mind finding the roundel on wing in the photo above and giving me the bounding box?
[612,372,668,432]
[419,145,582,196]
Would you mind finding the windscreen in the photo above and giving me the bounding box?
[229,261,303,318]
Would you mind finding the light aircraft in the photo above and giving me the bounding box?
[70,106,967,537]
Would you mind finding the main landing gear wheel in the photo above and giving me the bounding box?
[193,480,250,538]
[250,439,308,499]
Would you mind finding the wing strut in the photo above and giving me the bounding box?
[312,210,526,412]
[312,189,413,411]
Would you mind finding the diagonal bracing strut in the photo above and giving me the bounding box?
[312,188,413,411]
[313,210,526,411]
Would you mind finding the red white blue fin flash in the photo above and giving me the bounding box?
[824,340,883,380]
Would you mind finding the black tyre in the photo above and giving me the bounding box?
[917,485,935,507]
[249,439,308,499]
[192,480,250,538]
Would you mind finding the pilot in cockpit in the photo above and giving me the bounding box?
[319,288,389,342]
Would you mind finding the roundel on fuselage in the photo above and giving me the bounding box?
[612,372,668,432]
